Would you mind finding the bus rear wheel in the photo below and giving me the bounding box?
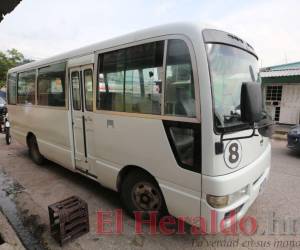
[28,135,45,165]
[120,171,167,219]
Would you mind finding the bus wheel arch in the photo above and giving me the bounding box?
[26,132,45,165]
[117,165,168,218]
[26,132,35,148]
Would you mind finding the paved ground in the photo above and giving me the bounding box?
[0,212,24,250]
[0,137,299,249]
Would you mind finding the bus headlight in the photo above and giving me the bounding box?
[206,186,248,208]
[206,194,229,208]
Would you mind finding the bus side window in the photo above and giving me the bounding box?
[8,73,17,105]
[125,41,164,114]
[97,41,164,115]
[164,40,195,117]
[71,71,81,111]
[170,127,195,166]
[37,63,66,107]
[17,70,36,105]
[163,121,201,173]
[98,50,125,112]
[84,69,93,111]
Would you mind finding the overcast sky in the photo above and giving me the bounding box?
[0,0,298,67]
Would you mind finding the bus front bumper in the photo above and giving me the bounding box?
[201,143,271,233]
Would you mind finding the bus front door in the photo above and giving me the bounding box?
[70,65,95,177]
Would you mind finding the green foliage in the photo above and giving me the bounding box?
[0,49,32,88]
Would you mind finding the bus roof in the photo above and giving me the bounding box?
[8,22,257,74]
[8,22,210,73]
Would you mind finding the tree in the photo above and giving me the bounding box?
[0,49,33,88]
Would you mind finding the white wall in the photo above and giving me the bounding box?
[280,85,300,124]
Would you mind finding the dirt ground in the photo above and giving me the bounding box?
[0,136,299,250]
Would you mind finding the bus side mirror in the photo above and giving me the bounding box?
[240,82,263,123]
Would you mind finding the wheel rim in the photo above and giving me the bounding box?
[131,182,162,211]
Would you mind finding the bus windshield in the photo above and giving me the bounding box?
[207,43,259,131]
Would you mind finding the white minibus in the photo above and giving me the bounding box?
[7,23,272,232]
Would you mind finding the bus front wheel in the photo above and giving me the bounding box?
[5,127,11,145]
[120,170,167,219]
[28,135,45,165]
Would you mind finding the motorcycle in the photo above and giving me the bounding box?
[0,97,11,145]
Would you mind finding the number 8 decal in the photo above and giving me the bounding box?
[224,140,242,169]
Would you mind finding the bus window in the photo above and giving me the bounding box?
[71,71,81,111]
[170,127,195,166]
[99,50,125,112]
[17,70,36,105]
[97,41,164,114]
[8,73,17,104]
[84,69,93,111]
[125,42,164,114]
[163,121,201,173]
[165,40,195,117]
[37,63,66,107]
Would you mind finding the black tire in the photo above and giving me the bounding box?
[120,170,167,219]
[28,135,45,165]
[5,127,11,145]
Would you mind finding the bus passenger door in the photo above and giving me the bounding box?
[70,65,95,176]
